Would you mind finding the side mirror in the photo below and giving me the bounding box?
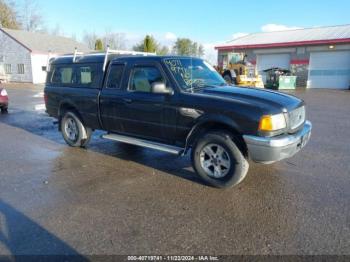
[152,82,174,95]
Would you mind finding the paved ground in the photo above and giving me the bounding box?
[0,85,349,256]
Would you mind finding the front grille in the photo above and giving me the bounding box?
[289,106,305,131]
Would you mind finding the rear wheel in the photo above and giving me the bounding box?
[61,111,92,147]
[191,131,249,188]
[1,107,8,114]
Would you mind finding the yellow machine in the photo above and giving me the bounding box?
[218,53,264,88]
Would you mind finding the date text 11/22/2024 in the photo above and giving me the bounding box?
[127,255,219,261]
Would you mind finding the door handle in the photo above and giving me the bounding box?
[123,98,133,104]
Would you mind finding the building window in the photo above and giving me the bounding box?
[17,64,25,74]
[5,64,11,74]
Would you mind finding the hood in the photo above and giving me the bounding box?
[200,85,303,114]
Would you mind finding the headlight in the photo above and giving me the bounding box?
[0,89,7,96]
[259,113,287,132]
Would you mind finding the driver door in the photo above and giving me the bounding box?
[117,63,176,143]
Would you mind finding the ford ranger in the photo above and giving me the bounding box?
[44,50,312,188]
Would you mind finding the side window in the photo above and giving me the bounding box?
[75,65,100,88]
[17,64,25,74]
[51,66,73,84]
[5,64,11,74]
[129,66,165,93]
[106,64,125,89]
[50,64,100,88]
[78,66,92,84]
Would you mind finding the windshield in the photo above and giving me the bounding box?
[164,58,226,91]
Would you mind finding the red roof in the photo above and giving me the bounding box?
[215,25,350,50]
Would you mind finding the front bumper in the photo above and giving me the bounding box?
[243,121,312,164]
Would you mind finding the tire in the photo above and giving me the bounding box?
[232,77,238,85]
[60,111,92,147]
[223,73,233,84]
[191,131,249,188]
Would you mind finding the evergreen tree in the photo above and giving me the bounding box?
[94,39,104,51]
[144,35,157,52]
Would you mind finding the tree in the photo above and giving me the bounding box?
[0,0,20,29]
[133,35,170,55]
[197,45,204,57]
[103,31,126,50]
[83,31,98,50]
[51,24,62,36]
[132,41,144,52]
[95,39,103,51]
[133,35,157,53]
[173,38,204,57]
[83,31,128,50]
[157,46,169,56]
[143,35,157,53]
[19,0,43,32]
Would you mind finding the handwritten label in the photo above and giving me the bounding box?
[164,59,204,88]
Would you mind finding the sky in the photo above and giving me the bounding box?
[18,0,350,63]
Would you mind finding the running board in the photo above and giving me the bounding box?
[102,133,184,155]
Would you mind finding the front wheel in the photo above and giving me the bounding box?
[60,111,92,147]
[191,131,249,188]
[223,73,233,84]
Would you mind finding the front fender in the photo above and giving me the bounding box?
[184,114,242,153]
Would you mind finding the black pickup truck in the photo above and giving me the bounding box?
[44,52,312,188]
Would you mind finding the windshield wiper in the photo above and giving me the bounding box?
[184,83,226,92]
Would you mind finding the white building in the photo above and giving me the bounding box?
[0,28,90,84]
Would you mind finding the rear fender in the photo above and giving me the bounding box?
[58,100,87,139]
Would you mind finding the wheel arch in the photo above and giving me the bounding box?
[184,115,248,157]
[58,101,84,130]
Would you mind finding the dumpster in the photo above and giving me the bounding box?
[263,68,296,90]
[279,75,297,90]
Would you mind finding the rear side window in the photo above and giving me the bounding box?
[74,65,100,87]
[50,64,101,88]
[51,66,73,84]
[106,64,125,89]
[78,66,92,84]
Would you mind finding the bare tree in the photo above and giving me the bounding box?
[70,33,77,41]
[103,31,127,50]
[51,24,62,36]
[83,31,99,50]
[83,30,129,51]
[19,0,43,32]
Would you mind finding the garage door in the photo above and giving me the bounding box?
[308,51,350,89]
[257,54,291,72]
